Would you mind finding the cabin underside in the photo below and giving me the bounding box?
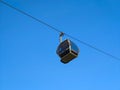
[61,51,78,64]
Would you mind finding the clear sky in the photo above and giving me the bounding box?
[0,0,120,90]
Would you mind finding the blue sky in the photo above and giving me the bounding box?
[0,0,120,90]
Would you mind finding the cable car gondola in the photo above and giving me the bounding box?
[56,33,79,64]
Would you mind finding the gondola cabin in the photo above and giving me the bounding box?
[56,39,79,64]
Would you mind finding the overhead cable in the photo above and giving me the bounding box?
[1,0,120,61]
